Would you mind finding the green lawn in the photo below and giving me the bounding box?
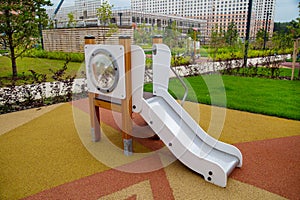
[144,75,300,120]
[0,56,84,84]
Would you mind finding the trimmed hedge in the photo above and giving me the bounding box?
[23,49,84,63]
[209,48,293,61]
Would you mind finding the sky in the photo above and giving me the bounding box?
[49,0,299,22]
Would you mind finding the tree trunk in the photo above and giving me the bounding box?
[4,9,17,78]
[7,29,17,78]
[8,36,17,78]
[11,54,17,79]
[291,39,299,81]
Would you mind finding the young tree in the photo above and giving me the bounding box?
[210,25,225,61]
[254,28,269,49]
[288,2,300,80]
[134,23,151,44]
[187,28,201,42]
[288,20,300,40]
[210,25,224,48]
[224,22,238,47]
[96,1,118,44]
[67,12,76,28]
[164,21,180,49]
[0,0,52,78]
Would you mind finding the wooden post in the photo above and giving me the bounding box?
[193,29,197,63]
[291,38,299,81]
[152,35,163,44]
[85,35,101,142]
[119,36,133,156]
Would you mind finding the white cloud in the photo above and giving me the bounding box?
[275,0,299,22]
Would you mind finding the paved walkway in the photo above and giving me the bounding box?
[0,100,299,200]
[280,62,300,68]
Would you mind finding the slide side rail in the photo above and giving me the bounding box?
[170,66,188,106]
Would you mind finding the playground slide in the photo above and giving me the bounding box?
[132,44,242,187]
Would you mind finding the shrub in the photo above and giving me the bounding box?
[171,56,191,67]
[220,55,289,79]
[0,49,9,54]
[0,61,84,114]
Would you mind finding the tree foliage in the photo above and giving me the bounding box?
[288,20,300,40]
[96,1,118,44]
[210,25,227,48]
[134,23,151,44]
[164,21,181,49]
[0,0,52,78]
[187,28,201,41]
[274,22,291,34]
[97,1,113,26]
[271,32,293,50]
[224,22,238,47]
[253,28,269,49]
[67,12,76,28]
[271,2,299,51]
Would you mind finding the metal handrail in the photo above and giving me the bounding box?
[170,66,188,106]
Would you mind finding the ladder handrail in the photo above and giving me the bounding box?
[170,66,188,106]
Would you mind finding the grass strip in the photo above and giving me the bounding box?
[0,56,83,84]
[144,75,300,120]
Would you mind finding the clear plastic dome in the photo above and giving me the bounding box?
[89,50,119,93]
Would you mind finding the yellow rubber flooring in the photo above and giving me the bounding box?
[0,102,299,199]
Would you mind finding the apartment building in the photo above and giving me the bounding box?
[210,0,257,38]
[46,0,206,38]
[112,9,206,36]
[131,0,276,39]
[47,0,109,22]
[254,0,275,36]
[75,0,109,19]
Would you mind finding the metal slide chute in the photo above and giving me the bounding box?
[131,44,242,187]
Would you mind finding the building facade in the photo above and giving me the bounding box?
[46,1,206,39]
[46,6,77,22]
[75,0,109,19]
[112,10,206,36]
[254,0,276,36]
[131,0,276,39]
[46,0,109,22]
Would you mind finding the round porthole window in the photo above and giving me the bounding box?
[88,49,119,93]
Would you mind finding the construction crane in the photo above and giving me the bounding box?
[50,0,65,22]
